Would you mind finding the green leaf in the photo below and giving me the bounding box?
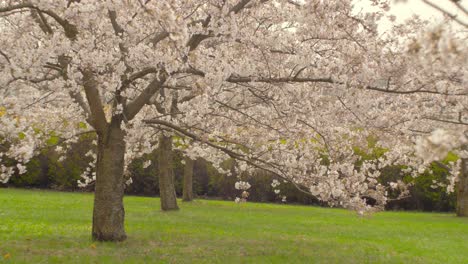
[78,122,88,129]
[443,152,459,163]
[47,135,60,146]
[18,132,26,140]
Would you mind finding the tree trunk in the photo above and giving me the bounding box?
[92,122,127,241]
[182,157,194,202]
[457,158,468,217]
[158,135,179,211]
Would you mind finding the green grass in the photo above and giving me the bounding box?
[0,189,467,263]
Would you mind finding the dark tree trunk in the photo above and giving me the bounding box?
[92,122,127,241]
[182,157,194,202]
[457,158,468,217]
[158,135,179,211]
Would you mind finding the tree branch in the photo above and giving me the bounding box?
[230,0,252,14]
[31,9,53,35]
[124,70,168,120]
[150,32,170,46]
[121,67,158,90]
[423,116,468,126]
[108,9,128,54]
[143,118,313,196]
[69,90,92,123]
[0,49,10,64]
[226,75,334,84]
[81,69,108,133]
[0,3,78,40]
[365,85,468,95]
[422,0,468,28]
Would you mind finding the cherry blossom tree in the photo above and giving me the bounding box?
[1,0,466,242]
[341,4,468,215]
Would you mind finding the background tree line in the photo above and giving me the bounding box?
[0,135,456,212]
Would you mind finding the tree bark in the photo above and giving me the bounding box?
[182,157,194,202]
[457,158,468,217]
[92,122,127,241]
[158,135,179,211]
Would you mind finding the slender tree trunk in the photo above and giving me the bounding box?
[182,157,194,202]
[92,122,127,241]
[457,158,468,217]
[158,135,179,211]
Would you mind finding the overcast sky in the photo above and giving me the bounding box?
[355,0,468,32]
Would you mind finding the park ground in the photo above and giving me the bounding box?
[0,188,467,263]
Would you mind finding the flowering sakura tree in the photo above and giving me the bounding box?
[363,6,468,215]
[356,26,467,213]
[0,92,88,184]
[1,0,466,242]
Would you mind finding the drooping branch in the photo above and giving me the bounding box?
[143,118,312,196]
[214,100,280,132]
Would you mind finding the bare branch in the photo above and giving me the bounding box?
[422,0,468,28]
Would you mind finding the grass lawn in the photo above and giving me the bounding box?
[0,188,467,263]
